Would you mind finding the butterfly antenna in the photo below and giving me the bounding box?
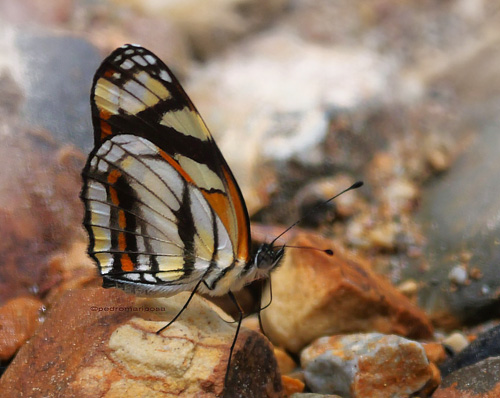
[270,180,363,245]
[284,245,334,255]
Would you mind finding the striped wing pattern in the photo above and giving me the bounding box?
[81,44,252,296]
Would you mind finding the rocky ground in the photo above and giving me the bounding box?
[1,0,500,397]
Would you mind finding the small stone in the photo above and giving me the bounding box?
[367,221,399,250]
[261,233,433,353]
[427,145,452,173]
[422,342,448,365]
[301,333,434,398]
[282,375,305,396]
[0,296,44,360]
[398,279,419,297]
[274,347,298,375]
[433,356,500,398]
[448,265,468,285]
[442,331,469,354]
[0,288,283,398]
[383,178,420,213]
[469,267,483,280]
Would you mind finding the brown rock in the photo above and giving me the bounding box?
[0,287,283,398]
[261,234,433,353]
[0,296,44,360]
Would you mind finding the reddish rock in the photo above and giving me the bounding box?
[261,234,433,353]
[0,287,283,398]
[0,296,44,360]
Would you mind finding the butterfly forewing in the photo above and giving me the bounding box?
[82,44,251,295]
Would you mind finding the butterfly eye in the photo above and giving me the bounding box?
[255,244,284,270]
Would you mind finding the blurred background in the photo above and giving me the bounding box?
[1,0,500,350]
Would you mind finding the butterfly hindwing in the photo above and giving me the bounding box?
[82,44,251,295]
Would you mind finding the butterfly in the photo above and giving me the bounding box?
[80,44,285,385]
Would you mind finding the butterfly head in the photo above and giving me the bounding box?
[254,243,285,272]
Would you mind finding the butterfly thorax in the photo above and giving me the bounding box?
[196,244,284,297]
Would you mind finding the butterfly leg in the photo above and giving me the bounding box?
[257,276,273,338]
[156,278,204,335]
[224,290,243,387]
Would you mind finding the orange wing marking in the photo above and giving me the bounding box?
[103,68,116,78]
[108,170,121,206]
[223,167,249,261]
[99,109,113,140]
[158,149,194,184]
[120,254,134,272]
[108,169,121,184]
[202,190,231,238]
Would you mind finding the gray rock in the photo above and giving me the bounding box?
[402,29,500,325]
[410,124,500,324]
[434,356,500,398]
[0,23,100,151]
[16,32,100,151]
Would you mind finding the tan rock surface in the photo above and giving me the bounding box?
[0,287,283,398]
[261,233,433,353]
